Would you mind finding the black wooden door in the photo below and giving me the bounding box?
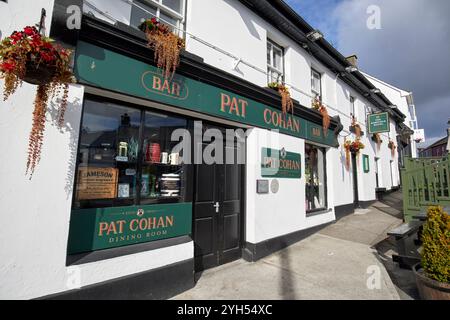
[193,126,243,271]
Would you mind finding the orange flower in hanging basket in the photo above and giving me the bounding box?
[268,82,294,115]
[312,97,330,136]
[140,18,185,79]
[0,26,75,177]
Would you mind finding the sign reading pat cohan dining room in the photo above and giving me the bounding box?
[67,203,192,254]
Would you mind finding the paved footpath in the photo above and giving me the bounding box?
[174,205,403,300]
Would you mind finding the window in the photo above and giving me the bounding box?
[130,0,185,35]
[267,39,284,83]
[305,144,327,213]
[73,98,188,210]
[311,69,322,98]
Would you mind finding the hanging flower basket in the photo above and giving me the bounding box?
[349,115,364,138]
[139,18,185,79]
[267,82,294,115]
[0,26,76,177]
[312,97,330,136]
[23,60,57,85]
[371,133,383,150]
[388,140,397,158]
[343,138,365,170]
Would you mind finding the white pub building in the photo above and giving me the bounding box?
[0,0,420,299]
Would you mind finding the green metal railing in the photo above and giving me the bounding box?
[401,156,450,221]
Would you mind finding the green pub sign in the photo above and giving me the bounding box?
[368,112,390,134]
[74,41,339,147]
[261,148,302,179]
[68,203,192,254]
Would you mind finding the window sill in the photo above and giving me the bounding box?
[66,235,192,266]
[306,208,332,218]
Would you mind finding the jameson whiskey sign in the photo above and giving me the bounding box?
[261,148,302,179]
[68,203,192,254]
[76,167,118,200]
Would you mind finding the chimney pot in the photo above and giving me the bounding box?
[346,55,358,67]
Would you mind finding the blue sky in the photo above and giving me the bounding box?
[285,0,342,47]
[284,0,450,142]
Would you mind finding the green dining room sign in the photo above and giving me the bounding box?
[67,203,192,254]
[74,41,339,147]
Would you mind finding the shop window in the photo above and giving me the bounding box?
[267,39,284,83]
[72,98,187,210]
[305,143,327,213]
[130,0,185,35]
[311,68,322,98]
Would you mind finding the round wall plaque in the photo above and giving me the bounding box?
[270,179,280,194]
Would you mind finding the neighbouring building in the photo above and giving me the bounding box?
[419,137,449,158]
[0,0,418,299]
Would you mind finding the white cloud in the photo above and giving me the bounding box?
[332,0,450,138]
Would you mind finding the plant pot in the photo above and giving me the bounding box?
[22,61,56,85]
[413,264,450,300]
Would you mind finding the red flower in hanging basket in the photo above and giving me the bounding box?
[0,26,76,177]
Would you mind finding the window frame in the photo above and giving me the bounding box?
[305,143,328,214]
[267,39,285,84]
[71,94,191,211]
[311,68,322,98]
[131,0,186,36]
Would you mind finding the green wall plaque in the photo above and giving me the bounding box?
[363,154,370,173]
[261,148,302,179]
[368,112,390,134]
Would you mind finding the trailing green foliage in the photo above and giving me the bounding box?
[421,206,450,283]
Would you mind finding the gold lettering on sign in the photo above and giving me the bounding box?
[141,71,188,100]
[263,109,301,134]
[312,127,322,137]
[220,93,248,118]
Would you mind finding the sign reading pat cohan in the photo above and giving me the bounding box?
[67,203,192,254]
[261,148,302,179]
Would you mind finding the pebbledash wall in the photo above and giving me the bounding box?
[0,0,411,300]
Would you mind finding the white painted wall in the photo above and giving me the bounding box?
[246,128,335,244]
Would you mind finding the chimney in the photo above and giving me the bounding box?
[346,55,358,67]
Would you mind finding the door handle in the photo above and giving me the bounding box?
[213,202,220,213]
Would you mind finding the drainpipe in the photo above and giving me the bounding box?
[447,119,450,154]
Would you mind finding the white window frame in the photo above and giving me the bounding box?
[311,68,322,98]
[132,0,186,36]
[267,39,284,84]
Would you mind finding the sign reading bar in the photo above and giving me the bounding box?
[75,41,339,147]
[76,167,118,200]
[67,203,192,254]
[368,112,390,134]
[261,148,302,179]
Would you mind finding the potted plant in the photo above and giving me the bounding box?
[0,26,75,176]
[343,138,365,170]
[312,96,330,136]
[139,18,185,79]
[414,206,450,300]
[267,82,294,115]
